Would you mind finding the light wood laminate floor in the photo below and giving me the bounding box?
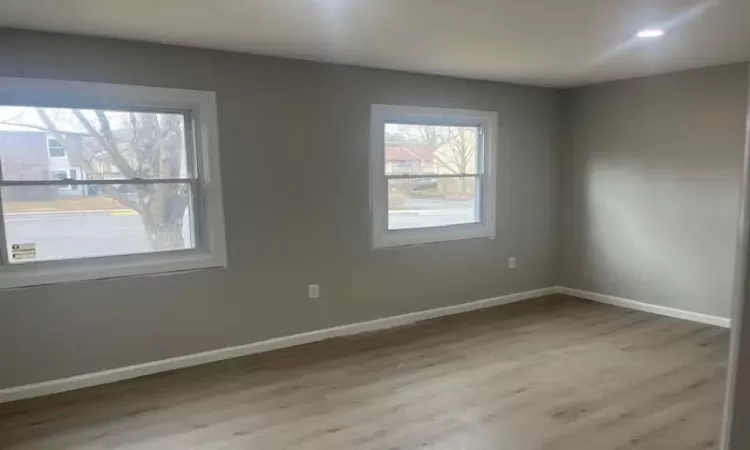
[0,295,730,449]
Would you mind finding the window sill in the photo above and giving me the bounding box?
[0,250,226,290]
[373,222,496,249]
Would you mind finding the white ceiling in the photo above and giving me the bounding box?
[0,0,748,87]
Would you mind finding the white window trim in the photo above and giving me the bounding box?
[0,76,227,289]
[370,104,498,248]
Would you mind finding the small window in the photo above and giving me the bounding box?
[370,105,497,248]
[0,77,227,288]
[50,170,72,190]
[47,137,65,158]
[49,168,80,190]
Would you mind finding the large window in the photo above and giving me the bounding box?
[370,105,497,248]
[0,77,226,288]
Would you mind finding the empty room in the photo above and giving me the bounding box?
[0,1,749,449]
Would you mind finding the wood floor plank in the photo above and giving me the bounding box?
[0,295,729,449]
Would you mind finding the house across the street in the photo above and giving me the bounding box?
[0,126,87,201]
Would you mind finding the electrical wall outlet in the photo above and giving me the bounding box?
[308,284,320,299]
[508,257,517,270]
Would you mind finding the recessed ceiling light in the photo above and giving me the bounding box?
[636,29,665,39]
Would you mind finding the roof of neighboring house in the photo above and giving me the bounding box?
[0,124,46,133]
[385,146,433,162]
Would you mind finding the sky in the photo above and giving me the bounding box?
[0,106,185,135]
[0,106,84,133]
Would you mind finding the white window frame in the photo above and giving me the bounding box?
[0,76,227,289]
[370,104,497,248]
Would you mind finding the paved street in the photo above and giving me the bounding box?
[4,211,192,262]
[3,198,476,262]
[389,197,478,230]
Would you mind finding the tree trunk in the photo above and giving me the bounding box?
[138,184,189,251]
[142,216,185,251]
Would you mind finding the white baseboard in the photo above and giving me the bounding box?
[0,286,556,404]
[557,286,731,328]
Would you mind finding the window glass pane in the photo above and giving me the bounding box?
[0,106,189,181]
[384,123,479,175]
[2,183,194,263]
[388,176,479,230]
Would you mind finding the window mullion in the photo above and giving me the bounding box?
[0,156,8,266]
[188,178,202,252]
[384,173,480,180]
[0,178,197,187]
[0,197,9,267]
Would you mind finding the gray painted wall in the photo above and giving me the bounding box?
[0,29,561,389]
[560,63,750,318]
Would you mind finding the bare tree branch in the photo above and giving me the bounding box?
[70,110,137,179]
[94,111,118,149]
[128,113,138,145]
[432,153,460,174]
[450,128,474,173]
[35,108,144,213]
[0,119,92,137]
[34,109,91,168]
[418,126,456,151]
[76,156,143,214]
